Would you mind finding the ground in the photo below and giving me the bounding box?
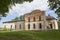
[0,30,60,40]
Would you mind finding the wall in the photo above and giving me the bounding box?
[2,23,15,30]
[25,10,45,30]
[46,20,58,30]
[2,21,25,30]
[15,21,25,30]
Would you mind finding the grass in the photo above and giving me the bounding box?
[0,30,60,40]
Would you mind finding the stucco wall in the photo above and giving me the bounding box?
[25,21,44,30]
[2,21,25,30]
[45,20,58,30]
[2,23,15,30]
[15,21,25,30]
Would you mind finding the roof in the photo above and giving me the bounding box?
[3,16,55,23]
[31,9,45,13]
[3,20,25,23]
[24,9,45,15]
[46,16,55,20]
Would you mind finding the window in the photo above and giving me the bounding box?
[28,17,30,22]
[4,25,6,29]
[11,25,12,29]
[39,16,41,21]
[49,24,52,29]
[28,24,30,29]
[33,17,35,21]
[19,24,21,29]
[41,16,44,21]
[15,25,16,30]
[33,24,35,29]
[39,23,42,29]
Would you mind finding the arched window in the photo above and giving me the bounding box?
[39,23,42,29]
[33,17,35,21]
[33,24,35,29]
[10,25,12,29]
[39,16,41,21]
[19,24,21,29]
[28,24,30,29]
[4,25,6,29]
[49,24,52,29]
[15,25,16,30]
[28,17,30,22]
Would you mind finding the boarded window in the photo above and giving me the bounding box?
[4,25,6,29]
[41,16,44,21]
[19,24,21,29]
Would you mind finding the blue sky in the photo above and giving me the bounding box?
[0,0,58,26]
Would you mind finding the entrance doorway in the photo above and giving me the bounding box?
[49,24,52,29]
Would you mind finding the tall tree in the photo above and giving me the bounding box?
[0,0,33,17]
[1,0,60,17]
[12,17,19,21]
[19,15,24,20]
[12,15,24,21]
[48,0,60,16]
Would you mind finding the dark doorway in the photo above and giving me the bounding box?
[10,25,12,31]
[33,24,35,29]
[39,23,42,29]
[28,24,30,30]
[28,17,30,22]
[15,25,16,30]
[19,24,21,29]
[49,24,52,29]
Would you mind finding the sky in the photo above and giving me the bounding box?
[0,0,58,26]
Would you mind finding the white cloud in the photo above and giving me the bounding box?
[0,0,58,26]
[11,0,49,16]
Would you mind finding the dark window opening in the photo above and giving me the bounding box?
[28,24,30,29]
[33,24,35,29]
[39,23,42,29]
[49,24,52,29]
[33,17,35,21]
[15,25,16,30]
[19,24,21,29]
[28,17,30,22]
[39,16,41,21]
[11,25,12,29]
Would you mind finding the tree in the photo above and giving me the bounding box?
[0,0,33,17]
[1,0,60,17]
[48,0,60,16]
[19,15,24,20]
[12,17,19,21]
[12,15,24,21]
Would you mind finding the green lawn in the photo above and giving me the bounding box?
[0,30,60,40]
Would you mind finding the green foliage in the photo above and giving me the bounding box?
[12,15,24,21]
[12,17,19,21]
[0,0,33,17]
[0,30,60,40]
[48,0,60,16]
[19,15,24,20]
[56,12,60,16]
[58,21,60,29]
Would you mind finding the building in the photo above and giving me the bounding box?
[2,9,58,30]
[2,20,25,30]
